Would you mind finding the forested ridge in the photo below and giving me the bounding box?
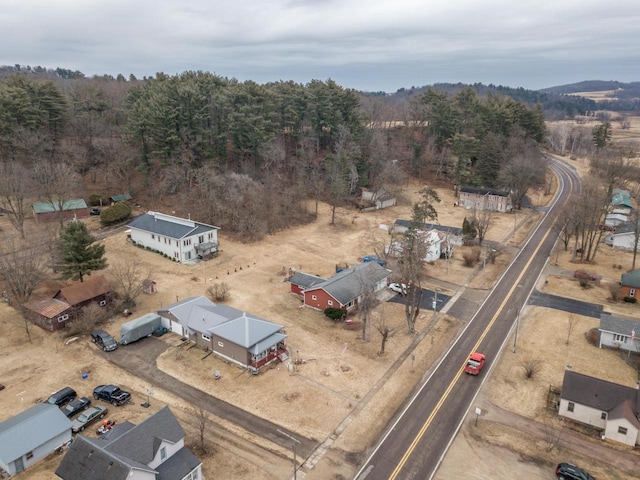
[0,66,548,240]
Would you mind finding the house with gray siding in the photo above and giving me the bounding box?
[604,220,640,251]
[458,187,512,212]
[0,403,72,476]
[598,313,640,354]
[558,369,640,447]
[56,406,201,480]
[128,211,219,263]
[159,297,288,371]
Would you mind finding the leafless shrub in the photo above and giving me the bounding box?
[521,359,543,379]
[578,278,590,288]
[585,328,599,346]
[609,282,621,302]
[462,248,481,267]
[542,413,565,452]
[193,405,208,454]
[206,282,230,302]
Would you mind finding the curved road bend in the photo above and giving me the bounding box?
[355,158,580,480]
[103,337,318,459]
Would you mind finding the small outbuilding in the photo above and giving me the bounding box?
[32,199,88,223]
[0,403,72,476]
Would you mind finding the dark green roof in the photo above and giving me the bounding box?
[110,193,132,202]
[33,199,87,214]
[611,188,633,209]
[621,269,640,288]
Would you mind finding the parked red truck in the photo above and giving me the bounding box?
[464,352,486,375]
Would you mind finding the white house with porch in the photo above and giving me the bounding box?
[128,211,219,263]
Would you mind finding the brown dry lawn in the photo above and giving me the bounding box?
[4,120,640,478]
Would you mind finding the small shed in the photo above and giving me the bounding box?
[143,279,157,294]
[0,403,72,476]
[109,193,132,204]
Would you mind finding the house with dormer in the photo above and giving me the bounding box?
[55,406,201,480]
[558,369,640,447]
[128,211,219,263]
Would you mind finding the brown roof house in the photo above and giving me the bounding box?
[23,298,73,331]
[559,369,640,447]
[54,275,113,311]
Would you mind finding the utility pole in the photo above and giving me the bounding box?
[277,429,300,480]
[512,308,520,353]
[431,290,438,344]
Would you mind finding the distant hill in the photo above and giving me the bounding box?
[540,80,640,95]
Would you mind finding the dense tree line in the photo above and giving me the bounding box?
[0,69,548,242]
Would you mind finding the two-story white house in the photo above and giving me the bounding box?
[128,211,219,263]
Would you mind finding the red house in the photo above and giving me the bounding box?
[295,263,391,313]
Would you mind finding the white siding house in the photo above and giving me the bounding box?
[559,370,640,447]
[605,220,639,250]
[128,211,219,263]
[598,313,640,354]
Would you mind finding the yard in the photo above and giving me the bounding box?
[1,151,639,479]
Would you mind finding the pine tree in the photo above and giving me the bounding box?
[59,221,107,282]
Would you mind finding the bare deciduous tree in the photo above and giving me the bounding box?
[193,405,209,454]
[206,282,230,303]
[109,259,152,309]
[375,312,397,355]
[566,314,576,345]
[0,161,33,239]
[473,207,493,245]
[0,241,48,343]
[32,161,81,227]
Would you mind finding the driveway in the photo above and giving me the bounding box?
[102,338,318,458]
[387,287,452,311]
[528,291,604,318]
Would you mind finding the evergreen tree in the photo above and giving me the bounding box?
[58,221,107,282]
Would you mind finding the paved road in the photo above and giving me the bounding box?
[101,337,318,458]
[528,290,604,318]
[355,158,581,480]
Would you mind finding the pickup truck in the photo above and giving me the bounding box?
[464,352,486,375]
[93,384,131,406]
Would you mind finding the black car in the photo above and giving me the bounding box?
[61,396,91,418]
[45,387,77,407]
[556,463,596,480]
[90,207,101,216]
[93,384,131,406]
[91,329,118,352]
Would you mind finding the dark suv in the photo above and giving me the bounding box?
[556,463,596,480]
[45,387,77,407]
[91,329,118,352]
[93,384,131,406]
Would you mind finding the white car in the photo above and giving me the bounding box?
[388,283,409,295]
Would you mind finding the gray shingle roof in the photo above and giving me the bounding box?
[288,272,326,288]
[394,219,463,236]
[561,370,640,416]
[612,220,638,236]
[56,407,192,480]
[128,211,218,240]
[599,312,640,336]
[158,296,215,322]
[0,403,72,464]
[306,262,391,305]
[156,446,201,480]
[209,314,284,349]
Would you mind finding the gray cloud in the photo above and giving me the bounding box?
[1,0,638,90]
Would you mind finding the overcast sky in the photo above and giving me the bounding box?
[2,0,639,92]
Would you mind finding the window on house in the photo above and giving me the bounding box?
[151,234,155,240]
[174,252,179,259]
[601,412,607,420]
[26,451,33,460]
[613,334,627,343]
[160,447,166,460]
[311,295,317,301]
[630,288,636,297]
[198,235,204,243]
[618,426,628,435]
[567,402,575,412]
[327,300,333,306]
[202,334,211,341]
[57,314,69,322]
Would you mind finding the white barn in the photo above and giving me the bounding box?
[128,211,219,263]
